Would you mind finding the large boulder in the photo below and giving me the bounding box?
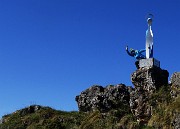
[131,67,169,94]
[130,67,169,123]
[75,84,131,112]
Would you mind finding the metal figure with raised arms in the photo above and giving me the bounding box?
[126,14,154,60]
[146,14,153,59]
[125,14,154,68]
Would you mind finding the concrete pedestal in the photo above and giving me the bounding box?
[139,58,160,68]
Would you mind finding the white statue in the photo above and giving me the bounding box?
[146,15,153,59]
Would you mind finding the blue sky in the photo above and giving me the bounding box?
[0,0,180,117]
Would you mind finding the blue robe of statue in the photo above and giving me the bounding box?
[126,47,146,60]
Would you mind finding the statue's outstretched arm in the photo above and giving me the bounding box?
[126,46,133,57]
[139,49,146,53]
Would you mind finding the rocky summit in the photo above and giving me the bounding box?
[0,67,179,129]
[75,65,180,129]
[130,67,169,123]
[131,67,169,94]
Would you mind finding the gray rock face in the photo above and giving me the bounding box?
[172,113,180,129]
[170,72,180,98]
[170,72,180,86]
[75,84,131,112]
[130,67,169,123]
[170,72,180,129]
[131,67,169,94]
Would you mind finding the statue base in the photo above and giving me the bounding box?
[139,58,160,68]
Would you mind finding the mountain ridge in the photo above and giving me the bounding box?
[0,71,179,129]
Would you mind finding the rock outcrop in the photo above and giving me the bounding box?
[18,105,41,116]
[172,112,180,129]
[170,72,180,129]
[75,63,180,128]
[75,84,131,112]
[130,67,169,123]
[131,67,169,94]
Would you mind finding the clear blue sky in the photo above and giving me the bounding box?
[0,0,180,117]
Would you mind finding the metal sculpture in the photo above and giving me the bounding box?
[146,14,153,58]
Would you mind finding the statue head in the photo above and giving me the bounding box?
[147,18,152,26]
[146,14,153,26]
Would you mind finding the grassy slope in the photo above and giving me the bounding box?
[0,105,135,129]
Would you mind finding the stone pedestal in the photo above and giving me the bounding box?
[139,58,160,68]
[130,66,169,123]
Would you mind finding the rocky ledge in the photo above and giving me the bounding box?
[76,84,132,112]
